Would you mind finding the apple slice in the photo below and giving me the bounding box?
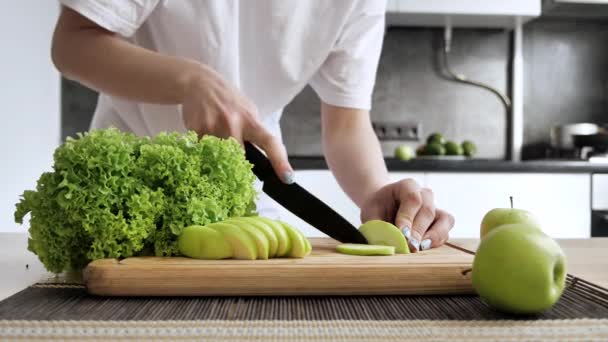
[226,219,270,260]
[279,221,308,258]
[256,217,291,257]
[359,220,410,254]
[207,222,257,260]
[336,243,395,256]
[178,225,233,260]
[230,217,278,258]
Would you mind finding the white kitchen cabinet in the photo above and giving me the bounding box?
[275,171,425,237]
[426,173,591,239]
[386,0,541,28]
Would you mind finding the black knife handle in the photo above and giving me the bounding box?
[244,142,274,182]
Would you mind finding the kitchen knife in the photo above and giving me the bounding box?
[244,142,368,244]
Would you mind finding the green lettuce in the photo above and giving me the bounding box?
[14,128,256,273]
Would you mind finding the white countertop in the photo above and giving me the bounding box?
[0,233,53,301]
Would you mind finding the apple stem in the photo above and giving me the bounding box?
[510,196,513,209]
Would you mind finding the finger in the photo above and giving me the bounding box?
[408,188,436,252]
[419,209,455,251]
[393,179,422,240]
[244,121,294,184]
[360,185,395,224]
[218,111,244,143]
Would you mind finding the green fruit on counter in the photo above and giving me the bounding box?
[480,198,541,239]
[178,225,233,260]
[444,141,463,156]
[280,221,309,258]
[336,243,395,256]
[230,217,279,257]
[424,142,446,156]
[207,222,257,260]
[394,145,413,161]
[257,217,292,257]
[230,221,270,260]
[462,140,477,157]
[472,224,567,314]
[427,133,446,145]
[358,220,410,254]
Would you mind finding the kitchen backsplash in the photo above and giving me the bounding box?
[61,18,608,159]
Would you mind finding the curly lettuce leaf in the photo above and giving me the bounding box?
[14,128,256,273]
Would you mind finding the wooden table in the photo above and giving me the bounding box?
[1,233,607,300]
[449,238,608,289]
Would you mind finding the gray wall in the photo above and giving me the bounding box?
[62,18,608,159]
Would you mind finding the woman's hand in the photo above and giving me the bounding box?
[360,179,455,252]
[181,65,294,184]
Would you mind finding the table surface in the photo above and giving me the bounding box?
[1,233,607,301]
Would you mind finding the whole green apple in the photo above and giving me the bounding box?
[472,224,567,315]
[480,198,541,238]
[394,145,413,161]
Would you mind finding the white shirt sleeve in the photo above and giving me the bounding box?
[309,0,386,110]
[59,0,160,37]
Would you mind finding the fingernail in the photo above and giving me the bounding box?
[410,239,420,252]
[283,171,295,184]
[420,239,432,251]
[401,226,411,240]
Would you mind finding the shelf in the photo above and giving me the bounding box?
[386,0,541,28]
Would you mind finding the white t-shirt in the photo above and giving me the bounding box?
[60,0,386,217]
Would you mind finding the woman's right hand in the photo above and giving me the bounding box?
[181,65,294,184]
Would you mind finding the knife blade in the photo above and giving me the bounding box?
[244,142,368,244]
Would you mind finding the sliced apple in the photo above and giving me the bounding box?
[207,222,257,260]
[225,218,270,260]
[336,243,395,256]
[257,217,291,257]
[279,221,308,258]
[230,217,278,258]
[178,225,233,260]
[359,220,410,254]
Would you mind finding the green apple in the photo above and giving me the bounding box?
[444,141,463,156]
[336,243,395,256]
[257,217,292,257]
[231,217,279,257]
[462,140,477,157]
[227,218,271,259]
[226,219,270,260]
[472,224,567,314]
[178,225,233,260]
[359,220,410,254]
[480,198,541,239]
[279,221,308,258]
[207,222,257,260]
[394,145,413,161]
[303,235,312,254]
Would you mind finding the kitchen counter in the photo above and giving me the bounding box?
[289,157,608,173]
[449,238,608,289]
[1,232,607,300]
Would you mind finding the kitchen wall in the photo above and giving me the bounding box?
[1,2,61,233]
[61,18,608,159]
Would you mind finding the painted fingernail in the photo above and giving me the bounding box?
[410,239,420,252]
[283,171,295,184]
[420,239,432,251]
[401,227,411,240]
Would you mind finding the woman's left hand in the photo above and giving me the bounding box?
[360,179,455,252]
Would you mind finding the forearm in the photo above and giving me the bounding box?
[321,102,389,207]
[52,7,203,104]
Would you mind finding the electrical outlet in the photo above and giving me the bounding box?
[372,122,421,141]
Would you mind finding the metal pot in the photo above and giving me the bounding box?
[550,123,599,150]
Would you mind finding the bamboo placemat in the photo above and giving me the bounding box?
[0,275,607,341]
[2,319,608,341]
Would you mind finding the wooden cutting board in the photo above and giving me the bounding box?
[84,238,474,296]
